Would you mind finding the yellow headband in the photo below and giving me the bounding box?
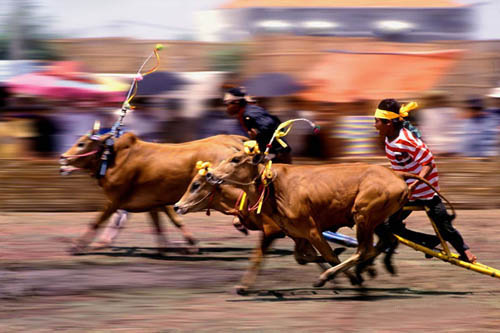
[374,101,419,120]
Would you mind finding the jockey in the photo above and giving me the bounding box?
[223,87,292,234]
[374,98,477,263]
[223,87,292,164]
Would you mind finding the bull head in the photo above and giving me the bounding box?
[174,171,216,215]
[209,147,264,187]
[59,122,110,176]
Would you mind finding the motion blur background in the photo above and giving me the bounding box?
[1,0,500,211]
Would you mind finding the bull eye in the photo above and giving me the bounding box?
[230,157,240,164]
[190,181,201,193]
[77,142,85,148]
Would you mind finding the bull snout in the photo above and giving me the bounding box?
[59,155,69,165]
[59,155,79,176]
[206,172,223,185]
[173,203,188,215]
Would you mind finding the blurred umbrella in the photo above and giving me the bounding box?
[136,71,187,96]
[242,72,305,97]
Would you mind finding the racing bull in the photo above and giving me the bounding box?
[174,148,446,287]
[174,168,349,294]
[60,126,247,253]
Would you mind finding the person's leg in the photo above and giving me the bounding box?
[426,196,476,262]
[388,208,441,249]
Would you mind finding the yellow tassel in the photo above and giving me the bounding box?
[239,192,247,211]
[257,196,264,214]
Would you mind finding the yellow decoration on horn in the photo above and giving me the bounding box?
[244,140,261,155]
[196,161,212,176]
[93,120,101,132]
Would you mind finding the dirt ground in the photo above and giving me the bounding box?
[1,210,500,332]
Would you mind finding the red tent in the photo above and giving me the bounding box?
[300,49,462,102]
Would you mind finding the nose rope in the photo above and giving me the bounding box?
[178,188,216,210]
[62,150,98,159]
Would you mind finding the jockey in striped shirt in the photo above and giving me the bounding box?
[374,98,477,263]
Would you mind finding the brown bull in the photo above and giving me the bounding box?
[175,150,446,288]
[60,130,247,252]
[174,171,344,294]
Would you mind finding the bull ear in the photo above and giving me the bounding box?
[251,153,265,165]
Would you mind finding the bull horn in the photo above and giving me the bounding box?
[93,120,101,132]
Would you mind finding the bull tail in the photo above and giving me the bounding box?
[398,172,456,219]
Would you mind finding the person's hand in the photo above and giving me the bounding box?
[247,128,258,139]
[408,182,417,193]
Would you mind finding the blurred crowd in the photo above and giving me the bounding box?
[1,84,500,160]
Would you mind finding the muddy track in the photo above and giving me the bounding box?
[1,211,500,332]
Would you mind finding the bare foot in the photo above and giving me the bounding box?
[461,249,477,263]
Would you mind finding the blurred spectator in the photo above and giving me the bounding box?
[223,87,291,163]
[197,97,246,139]
[52,99,112,153]
[460,97,498,158]
[123,97,164,142]
[419,91,462,155]
[0,85,9,109]
[31,113,59,158]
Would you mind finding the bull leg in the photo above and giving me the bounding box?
[149,209,169,253]
[314,253,361,287]
[94,210,128,248]
[232,216,249,235]
[163,206,198,247]
[315,207,384,287]
[293,238,332,272]
[236,231,281,295]
[306,224,360,286]
[71,203,117,254]
[374,222,399,275]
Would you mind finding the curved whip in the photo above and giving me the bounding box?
[398,172,456,219]
[111,44,164,137]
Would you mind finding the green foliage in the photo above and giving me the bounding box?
[209,45,246,73]
[1,1,59,60]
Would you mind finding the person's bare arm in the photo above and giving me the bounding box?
[408,164,432,192]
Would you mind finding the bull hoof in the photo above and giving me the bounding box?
[233,223,249,236]
[181,246,200,255]
[367,267,377,278]
[186,236,199,246]
[384,255,396,275]
[235,285,249,295]
[313,279,326,288]
[91,240,112,250]
[349,274,363,286]
[295,257,308,265]
[68,244,87,255]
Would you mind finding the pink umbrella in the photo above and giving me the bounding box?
[7,73,125,102]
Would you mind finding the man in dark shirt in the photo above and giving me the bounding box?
[223,87,292,163]
[223,87,292,234]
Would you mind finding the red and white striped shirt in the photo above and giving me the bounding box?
[385,128,439,200]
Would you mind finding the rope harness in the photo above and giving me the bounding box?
[197,118,319,214]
